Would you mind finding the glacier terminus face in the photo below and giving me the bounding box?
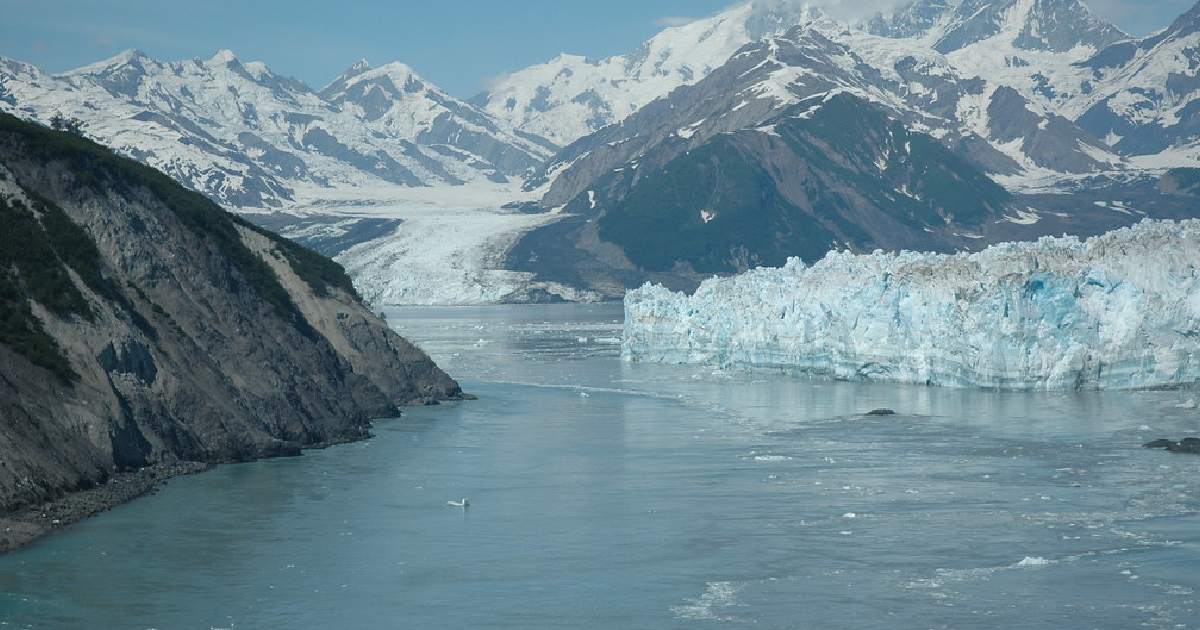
[624,220,1200,391]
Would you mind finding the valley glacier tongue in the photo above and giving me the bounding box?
[624,220,1200,391]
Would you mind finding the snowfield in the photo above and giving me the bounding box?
[338,205,586,306]
[624,220,1200,391]
[270,183,598,306]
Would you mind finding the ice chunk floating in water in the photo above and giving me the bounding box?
[623,220,1200,391]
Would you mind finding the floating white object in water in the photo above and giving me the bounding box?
[579,391,590,398]
[447,498,470,508]
[1016,556,1051,567]
[842,512,857,519]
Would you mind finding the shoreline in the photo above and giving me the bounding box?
[0,431,384,555]
[0,461,212,555]
[0,394,474,555]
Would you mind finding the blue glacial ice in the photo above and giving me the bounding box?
[623,220,1200,390]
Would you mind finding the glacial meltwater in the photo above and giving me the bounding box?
[1,304,1198,629]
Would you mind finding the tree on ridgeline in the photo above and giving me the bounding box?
[49,113,84,136]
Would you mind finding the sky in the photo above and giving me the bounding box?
[0,0,1194,98]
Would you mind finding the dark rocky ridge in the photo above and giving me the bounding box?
[588,93,1013,274]
[0,113,462,549]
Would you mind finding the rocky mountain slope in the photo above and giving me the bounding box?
[0,113,461,544]
[860,0,1200,172]
[586,92,1012,274]
[0,51,552,209]
[1070,2,1200,157]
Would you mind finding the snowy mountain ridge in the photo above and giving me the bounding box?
[1068,2,1200,158]
[480,0,1138,150]
[475,1,828,147]
[532,15,1127,212]
[0,49,553,209]
[837,0,1200,167]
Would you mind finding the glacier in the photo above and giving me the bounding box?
[623,220,1200,391]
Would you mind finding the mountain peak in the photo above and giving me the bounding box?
[372,61,419,77]
[114,48,149,63]
[866,0,1127,53]
[208,49,239,65]
[866,0,955,39]
[330,60,423,91]
[744,0,826,37]
[0,56,43,80]
[66,48,149,75]
[321,58,374,94]
[1024,0,1129,50]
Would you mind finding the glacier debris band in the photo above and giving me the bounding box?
[623,220,1200,391]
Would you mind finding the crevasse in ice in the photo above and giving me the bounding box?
[623,220,1200,391]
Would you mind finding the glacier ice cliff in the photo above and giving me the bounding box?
[623,220,1200,391]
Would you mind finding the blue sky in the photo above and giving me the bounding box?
[0,0,1193,98]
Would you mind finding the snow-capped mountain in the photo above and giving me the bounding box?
[477,0,1133,152]
[862,0,1132,170]
[863,0,1200,169]
[503,1,1200,301]
[474,1,825,147]
[532,17,1121,211]
[1,0,1196,308]
[319,60,555,177]
[0,50,552,209]
[869,0,1127,54]
[1070,2,1200,159]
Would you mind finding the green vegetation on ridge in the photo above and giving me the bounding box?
[0,112,365,377]
[0,113,359,341]
[0,195,99,381]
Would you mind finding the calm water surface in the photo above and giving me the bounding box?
[1,303,1198,629]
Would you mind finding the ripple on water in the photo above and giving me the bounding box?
[671,581,747,622]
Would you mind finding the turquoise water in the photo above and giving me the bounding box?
[1,303,1198,629]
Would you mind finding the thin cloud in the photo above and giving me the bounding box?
[655,16,702,28]
[750,0,908,20]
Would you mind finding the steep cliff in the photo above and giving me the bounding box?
[0,113,461,531]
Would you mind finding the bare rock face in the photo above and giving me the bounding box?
[0,113,462,516]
